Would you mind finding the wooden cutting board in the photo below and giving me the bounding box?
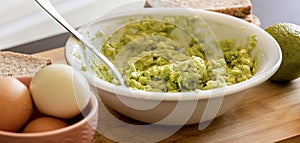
[34,47,300,143]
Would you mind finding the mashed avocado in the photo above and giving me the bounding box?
[92,16,258,92]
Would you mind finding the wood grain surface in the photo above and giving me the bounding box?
[34,47,300,143]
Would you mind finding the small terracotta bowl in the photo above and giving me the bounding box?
[0,77,98,143]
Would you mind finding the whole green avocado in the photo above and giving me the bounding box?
[265,23,300,81]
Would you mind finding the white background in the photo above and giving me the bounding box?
[1,0,299,50]
[0,0,146,50]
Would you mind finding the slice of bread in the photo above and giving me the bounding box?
[0,51,52,78]
[145,0,252,18]
[251,15,261,27]
[241,14,261,27]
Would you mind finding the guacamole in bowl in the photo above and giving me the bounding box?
[90,16,258,92]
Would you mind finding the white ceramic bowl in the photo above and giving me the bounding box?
[65,8,281,125]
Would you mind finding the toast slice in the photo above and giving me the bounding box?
[242,14,261,27]
[251,15,261,27]
[145,0,252,18]
[0,51,52,78]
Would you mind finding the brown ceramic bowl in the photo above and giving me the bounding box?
[0,84,98,143]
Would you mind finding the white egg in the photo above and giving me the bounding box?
[30,64,90,119]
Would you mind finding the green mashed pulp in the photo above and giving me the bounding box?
[93,16,258,92]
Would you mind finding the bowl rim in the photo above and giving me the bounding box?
[65,8,282,101]
[0,92,98,137]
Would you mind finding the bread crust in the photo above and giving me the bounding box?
[210,5,251,18]
[0,51,52,77]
